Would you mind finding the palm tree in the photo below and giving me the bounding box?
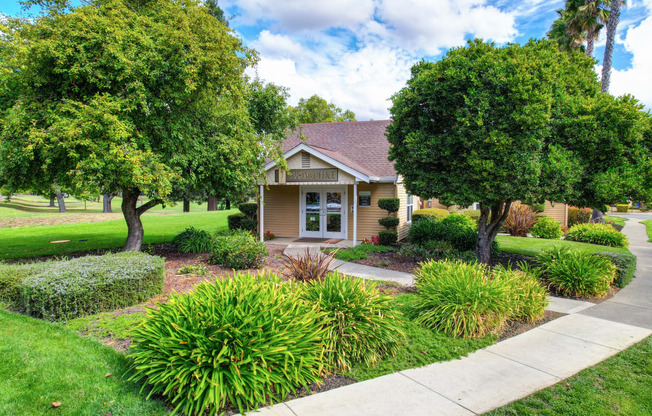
[601,0,625,93]
[548,8,586,53]
[548,0,609,58]
[576,0,609,57]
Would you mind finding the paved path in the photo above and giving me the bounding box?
[250,224,652,416]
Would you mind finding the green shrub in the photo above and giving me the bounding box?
[177,264,208,276]
[412,208,449,223]
[378,217,400,228]
[616,204,629,212]
[568,207,592,227]
[398,241,455,260]
[172,226,214,253]
[463,209,481,224]
[565,223,629,248]
[408,218,498,254]
[300,271,404,371]
[332,244,394,261]
[378,198,400,213]
[493,265,548,323]
[378,230,398,246]
[19,252,165,321]
[441,212,475,230]
[538,248,616,297]
[240,218,258,232]
[238,202,258,218]
[530,216,563,239]
[594,251,637,288]
[209,230,267,269]
[227,212,246,231]
[414,260,512,338]
[129,272,326,416]
[503,202,537,237]
[281,248,337,282]
[0,262,49,308]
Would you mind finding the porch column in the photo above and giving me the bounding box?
[259,185,264,242]
[353,182,358,247]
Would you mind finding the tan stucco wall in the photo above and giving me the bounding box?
[260,185,300,237]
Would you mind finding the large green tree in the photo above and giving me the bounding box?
[387,39,651,263]
[0,0,278,250]
[292,95,356,124]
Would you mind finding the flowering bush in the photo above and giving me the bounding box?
[263,230,275,240]
[362,235,380,245]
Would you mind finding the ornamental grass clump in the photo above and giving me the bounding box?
[538,248,616,297]
[172,226,214,253]
[129,272,326,416]
[414,260,512,338]
[594,251,637,288]
[502,202,537,237]
[300,271,404,371]
[19,252,165,321]
[281,248,338,282]
[493,264,548,323]
[564,223,629,248]
[209,229,267,269]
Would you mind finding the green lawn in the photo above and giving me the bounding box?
[604,215,628,227]
[496,236,631,257]
[485,335,652,415]
[0,210,235,260]
[0,310,170,416]
[642,220,652,242]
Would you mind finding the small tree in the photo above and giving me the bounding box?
[388,39,651,263]
[378,198,400,245]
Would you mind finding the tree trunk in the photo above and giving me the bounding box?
[183,199,190,213]
[590,208,606,224]
[601,0,622,93]
[102,193,115,213]
[207,196,218,211]
[49,195,55,207]
[476,201,512,264]
[586,28,595,57]
[225,200,231,210]
[121,188,160,251]
[55,191,67,212]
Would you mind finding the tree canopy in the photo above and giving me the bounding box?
[0,0,285,250]
[292,95,356,124]
[387,39,651,263]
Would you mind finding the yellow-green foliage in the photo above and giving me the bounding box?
[538,248,616,297]
[616,204,630,212]
[565,223,629,248]
[129,273,326,416]
[412,208,450,223]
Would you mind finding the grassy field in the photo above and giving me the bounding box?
[642,220,652,242]
[0,310,170,416]
[486,335,652,415]
[0,209,235,260]
[603,215,627,227]
[496,236,631,257]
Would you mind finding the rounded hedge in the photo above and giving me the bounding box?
[209,230,268,269]
[378,197,400,213]
[411,208,449,223]
[565,223,629,248]
[530,216,563,239]
[129,273,326,416]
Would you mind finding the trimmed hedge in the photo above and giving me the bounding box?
[238,202,258,219]
[18,252,165,321]
[616,204,629,212]
[531,216,563,239]
[378,217,400,229]
[209,230,268,269]
[378,230,398,246]
[594,251,637,288]
[0,262,49,308]
[412,208,449,223]
[227,212,246,230]
[378,198,400,213]
[565,223,629,248]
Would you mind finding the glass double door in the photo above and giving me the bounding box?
[301,187,347,239]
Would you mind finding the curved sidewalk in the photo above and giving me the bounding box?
[252,221,652,416]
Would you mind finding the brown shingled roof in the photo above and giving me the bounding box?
[280,120,396,178]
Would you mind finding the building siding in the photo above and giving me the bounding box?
[347,183,397,241]
[395,180,411,241]
[260,185,300,237]
[543,201,568,226]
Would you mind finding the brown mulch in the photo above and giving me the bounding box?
[497,310,566,342]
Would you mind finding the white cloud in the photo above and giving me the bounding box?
[609,15,652,109]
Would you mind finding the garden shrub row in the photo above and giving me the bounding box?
[129,271,403,415]
[1,252,165,321]
[408,213,499,254]
[413,260,547,338]
[565,223,629,248]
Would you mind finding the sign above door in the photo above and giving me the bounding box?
[287,168,338,182]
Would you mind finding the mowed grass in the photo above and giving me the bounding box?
[642,220,652,242]
[0,209,235,260]
[496,236,632,257]
[603,215,627,227]
[0,310,170,416]
[485,335,652,415]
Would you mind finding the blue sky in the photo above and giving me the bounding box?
[3,0,651,119]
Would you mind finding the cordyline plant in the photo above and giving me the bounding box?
[281,248,338,282]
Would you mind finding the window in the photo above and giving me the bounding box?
[407,194,414,223]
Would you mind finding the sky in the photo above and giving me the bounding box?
[2,0,651,120]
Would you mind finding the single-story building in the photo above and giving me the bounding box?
[259,120,414,244]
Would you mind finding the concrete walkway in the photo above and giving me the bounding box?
[249,223,652,415]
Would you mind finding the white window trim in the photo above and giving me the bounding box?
[406,194,414,224]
